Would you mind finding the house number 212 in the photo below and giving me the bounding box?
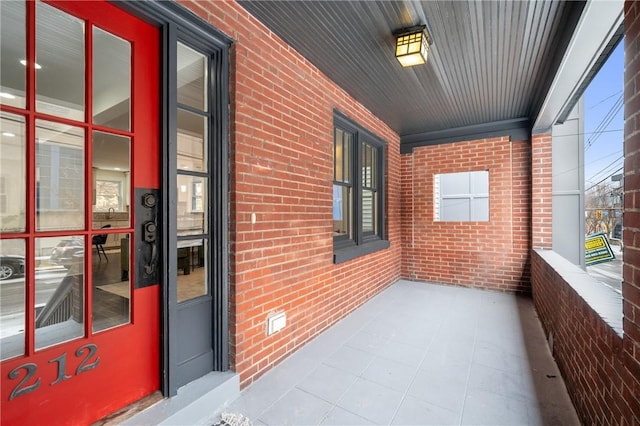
[7,344,100,400]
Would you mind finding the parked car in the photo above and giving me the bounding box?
[0,255,25,281]
[50,238,84,267]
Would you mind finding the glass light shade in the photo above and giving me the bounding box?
[395,30,429,67]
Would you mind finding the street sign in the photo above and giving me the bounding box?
[585,232,615,266]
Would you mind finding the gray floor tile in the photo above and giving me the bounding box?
[467,362,530,401]
[258,388,333,426]
[320,407,374,425]
[420,338,474,372]
[296,364,358,404]
[461,388,530,425]
[360,356,416,393]
[392,395,459,425]
[345,329,389,353]
[472,338,525,375]
[408,364,467,415]
[323,345,375,375]
[375,339,426,368]
[225,280,579,426]
[336,377,404,424]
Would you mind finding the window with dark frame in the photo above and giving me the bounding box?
[333,111,389,263]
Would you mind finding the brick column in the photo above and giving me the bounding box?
[623,0,640,399]
[531,133,552,249]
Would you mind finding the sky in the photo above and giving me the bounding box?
[583,40,624,189]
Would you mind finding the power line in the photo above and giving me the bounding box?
[586,166,624,192]
[588,90,622,110]
[587,155,624,183]
[585,94,624,151]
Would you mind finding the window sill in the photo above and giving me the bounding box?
[333,239,390,264]
[535,249,623,337]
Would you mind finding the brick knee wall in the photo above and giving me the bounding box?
[532,251,640,424]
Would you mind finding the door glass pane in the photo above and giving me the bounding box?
[36,1,85,121]
[0,239,26,360]
[92,131,130,229]
[1,112,26,232]
[93,233,130,332]
[93,27,131,131]
[36,120,85,230]
[177,175,207,236]
[177,43,207,112]
[177,239,207,302]
[36,236,84,350]
[0,1,26,108]
[177,109,206,172]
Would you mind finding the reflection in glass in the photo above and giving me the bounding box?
[1,112,26,232]
[0,239,26,360]
[93,27,131,131]
[177,175,207,236]
[93,233,130,332]
[0,1,26,108]
[177,109,207,172]
[92,131,130,229]
[36,1,85,120]
[36,120,85,230]
[35,237,84,350]
[333,185,351,237]
[177,43,207,112]
[177,239,207,302]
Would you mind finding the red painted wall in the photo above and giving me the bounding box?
[400,137,532,293]
[177,0,402,387]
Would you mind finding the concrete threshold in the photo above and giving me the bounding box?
[122,371,239,426]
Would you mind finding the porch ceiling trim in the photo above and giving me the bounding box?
[399,118,530,154]
[532,0,624,134]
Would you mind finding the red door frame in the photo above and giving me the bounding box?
[0,2,160,424]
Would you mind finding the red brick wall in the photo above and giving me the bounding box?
[624,0,640,417]
[531,133,552,249]
[400,137,531,293]
[177,0,402,387]
[528,4,640,424]
[532,251,640,424]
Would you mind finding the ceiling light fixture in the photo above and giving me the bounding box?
[19,59,42,70]
[0,92,16,99]
[394,25,432,68]
[2,132,16,137]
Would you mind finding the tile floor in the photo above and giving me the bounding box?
[218,280,580,425]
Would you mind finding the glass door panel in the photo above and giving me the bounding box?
[177,175,206,236]
[92,131,131,230]
[35,236,85,350]
[0,239,26,361]
[0,1,26,108]
[93,27,131,131]
[92,233,130,332]
[35,1,85,121]
[36,120,85,231]
[0,112,26,233]
[175,42,209,304]
[177,109,206,172]
[176,239,207,302]
[177,44,208,112]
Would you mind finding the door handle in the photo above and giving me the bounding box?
[143,221,157,275]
